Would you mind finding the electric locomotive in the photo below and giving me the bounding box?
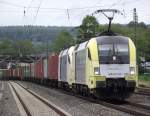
[58,9,138,100]
[58,34,137,100]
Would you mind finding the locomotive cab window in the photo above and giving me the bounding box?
[88,48,91,60]
[98,44,129,64]
[68,55,71,64]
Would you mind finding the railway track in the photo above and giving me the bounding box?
[134,91,150,96]
[76,95,150,116]
[135,87,150,96]
[9,81,70,116]
[52,86,150,116]
[15,81,150,116]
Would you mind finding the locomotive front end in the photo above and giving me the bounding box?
[93,36,137,99]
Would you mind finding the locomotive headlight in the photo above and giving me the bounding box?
[94,67,100,75]
[130,67,135,75]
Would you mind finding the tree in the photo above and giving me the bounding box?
[128,21,147,28]
[51,31,74,52]
[77,15,99,43]
[15,40,35,56]
[127,21,135,27]
[138,22,147,28]
[0,39,35,56]
[0,39,16,55]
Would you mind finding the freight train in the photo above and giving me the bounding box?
[0,9,138,100]
[0,34,138,100]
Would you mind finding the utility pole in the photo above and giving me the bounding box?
[133,8,139,77]
[133,8,138,48]
[133,8,138,64]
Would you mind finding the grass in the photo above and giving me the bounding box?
[138,75,150,87]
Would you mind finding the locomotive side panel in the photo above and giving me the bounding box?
[60,55,67,82]
[75,49,86,84]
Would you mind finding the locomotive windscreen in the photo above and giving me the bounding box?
[96,36,129,64]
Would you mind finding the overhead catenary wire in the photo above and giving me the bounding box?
[0,0,148,25]
[0,0,64,10]
[26,0,34,12]
[0,0,141,11]
[0,0,25,8]
[32,0,43,25]
[69,0,124,20]
[0,0,143,15]
[53,0,105,26]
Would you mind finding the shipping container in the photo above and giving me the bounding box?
[35,57,44,79]
[48,53,59,80]
[43,58,48,78]
[0,70,2,79]
[30,63,35,78]
[3,69,13,80]
[18,67,23,80]
[34,62,38,78]
[20,63,30,79]
[9,69,13,79]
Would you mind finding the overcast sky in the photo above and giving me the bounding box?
[0,0,149,26]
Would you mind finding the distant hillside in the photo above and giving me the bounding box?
[0,26,77,43]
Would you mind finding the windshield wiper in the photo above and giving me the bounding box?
[115,47,124,64]
[106,48,113,64]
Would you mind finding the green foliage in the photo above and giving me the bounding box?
[0,21,149,63]
[77,15,99,43]
[0,39,35,56]
[0,26,76,54]
[128,21,147,29]
[139,75,150,87]
[0,26,75,42]
[50,31,75,52]
[139,75,150,82]
[0,39,16,55]
[33,42,54,54]
[15,40,35,56]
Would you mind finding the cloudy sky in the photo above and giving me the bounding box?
[0,0,149,26]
